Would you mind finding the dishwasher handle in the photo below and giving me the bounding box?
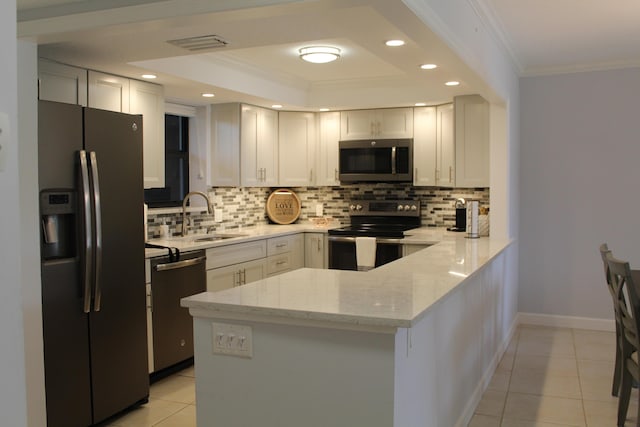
[155,256,206,272]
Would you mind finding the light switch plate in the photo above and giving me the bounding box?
[0,112,9,172]
[212,322,253,358]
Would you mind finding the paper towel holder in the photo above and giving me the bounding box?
[466,200,480,239]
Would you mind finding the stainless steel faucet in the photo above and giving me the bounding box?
[181,191,214,236]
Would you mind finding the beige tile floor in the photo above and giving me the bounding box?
[106,366,196,427]
[470,325,638,427]
[106,325,634,427]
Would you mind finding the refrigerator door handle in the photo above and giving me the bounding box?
[79,150,93,313]
[89,151,103,312]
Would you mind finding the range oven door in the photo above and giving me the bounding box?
[328,236,403,270]
[339,139,412,182]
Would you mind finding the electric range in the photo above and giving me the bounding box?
[327,200,421,270]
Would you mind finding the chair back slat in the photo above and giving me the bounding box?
[608,256,640,351]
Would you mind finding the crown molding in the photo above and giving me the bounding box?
[467,0,523,75]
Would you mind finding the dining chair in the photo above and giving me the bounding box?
[607,255,640,426]
[600,243,622,396]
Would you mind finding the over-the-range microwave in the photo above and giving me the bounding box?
[339,138,413,182]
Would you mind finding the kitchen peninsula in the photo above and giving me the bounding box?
[182,230,514,427]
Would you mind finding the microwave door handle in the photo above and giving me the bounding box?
[391,146,397,174]
[89,151,103,312]
[78,150,93,313]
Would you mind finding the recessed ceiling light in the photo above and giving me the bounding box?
[299,46,341,64]
[201,93,215,98]
[141,74,157,79]
[415,103,427,107]
[272,104,283,109]
[385,39,405,47]
[319,108,330,112]
[445,81,460,86]
[420,64,437,70]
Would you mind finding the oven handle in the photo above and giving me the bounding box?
[327,236,404,245]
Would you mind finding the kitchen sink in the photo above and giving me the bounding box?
[194,233,247,242]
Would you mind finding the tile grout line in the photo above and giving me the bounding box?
[500,328,520,425]
[571,328,590,427]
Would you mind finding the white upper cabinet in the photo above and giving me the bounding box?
[240,104,278,187]
[413,96,489,188]
[316,111,340,186]
[413,106,437,186]
[88,71,130,113]
[437,103,456,187]
[454,95,489,188]
[129,79,165,189]
[278,111,316,186]
[38,59,88,106]
[209,103,241,187]
[340,108,413,140]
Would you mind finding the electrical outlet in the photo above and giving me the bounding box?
[214,208,223,223]
[212,322,253,358]
[315,203,324,217]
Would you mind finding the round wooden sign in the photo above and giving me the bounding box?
[266,189,301,224]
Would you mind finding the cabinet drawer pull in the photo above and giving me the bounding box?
[276,243,287,248]
[276,260,287,266]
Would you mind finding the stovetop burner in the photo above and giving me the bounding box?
[328,200,421,238]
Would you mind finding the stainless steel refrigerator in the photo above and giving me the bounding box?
[38,100,149,426]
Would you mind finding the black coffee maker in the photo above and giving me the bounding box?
[447,198,467,232]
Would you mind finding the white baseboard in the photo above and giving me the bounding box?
[517,312,615,332]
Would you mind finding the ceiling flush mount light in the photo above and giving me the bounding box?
[385,39,405,47]
[141,74,157,79]
[319,108,330,112]
[201,93,215,98]
[420,64,437,70]
[272,104,283,109]
[415,102,427,107]
[299,46,341,64]
[445,81,460,86]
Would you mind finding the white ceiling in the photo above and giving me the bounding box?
[17,0,640,109]
[478,0,640,75]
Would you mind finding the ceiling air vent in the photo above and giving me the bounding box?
[167,35,228,52]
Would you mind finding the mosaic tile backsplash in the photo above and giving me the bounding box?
[146,185,489,239]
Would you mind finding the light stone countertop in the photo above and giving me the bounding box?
[145,222,337,258]
[181,227,512,329]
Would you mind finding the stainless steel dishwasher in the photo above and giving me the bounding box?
[150,249,206,373]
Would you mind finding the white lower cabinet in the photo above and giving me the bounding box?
[304,233,327,268]
[205,234,304,292]
[267,234,304,276]
[206,258,267,292]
